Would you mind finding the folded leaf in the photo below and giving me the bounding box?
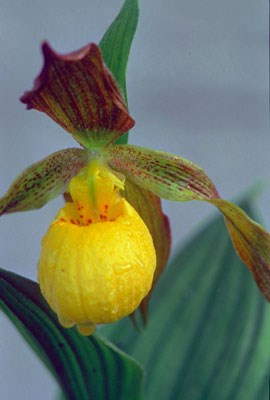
[107,144,270,301]
[0,148,88,215]
[123,179,171,322]
[20,43,135,148]
[0,267,144,400]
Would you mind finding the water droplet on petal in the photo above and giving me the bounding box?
[77,322,96,336]
[58,316,74,329]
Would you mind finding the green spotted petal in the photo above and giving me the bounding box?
[123,179,171,323]
[108,144,270,302]
[208,198,270,301]
[0,148,88,215]
[107,144,219,200]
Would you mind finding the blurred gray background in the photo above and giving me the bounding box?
[0,0,269,398]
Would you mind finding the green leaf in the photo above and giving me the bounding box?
[99,0,139,145]
[55,392,67,400]
[0,148,88,215]
[0,268,143,400]
[99,0,139,98]
[102,196,270,399]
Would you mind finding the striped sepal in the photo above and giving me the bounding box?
[21,43,135,148]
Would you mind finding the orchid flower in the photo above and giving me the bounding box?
[1,42,270,335]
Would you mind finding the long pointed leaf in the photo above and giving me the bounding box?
[0,268,143,400]
[99,0,139,145]
[99,0,139,98]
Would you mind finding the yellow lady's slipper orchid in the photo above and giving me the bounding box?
[1,39,270,337]
[38,160,156,335]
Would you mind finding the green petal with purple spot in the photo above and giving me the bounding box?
[0,148,88,215]
[107,144,270,303]
[107,144,219,201]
